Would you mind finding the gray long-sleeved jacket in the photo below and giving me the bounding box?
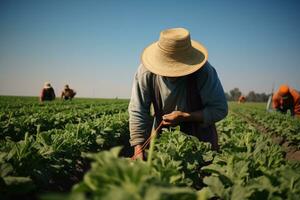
[128,62,228,146]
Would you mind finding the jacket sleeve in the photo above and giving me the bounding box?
[128,65,153,146]
[272,93,280,109]
[51,88,56,99]
[197,63,228,124]
[290,88,300,116]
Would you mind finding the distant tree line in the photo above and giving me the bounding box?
[225,88,270,102]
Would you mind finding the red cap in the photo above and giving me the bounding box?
[278,85,289,96]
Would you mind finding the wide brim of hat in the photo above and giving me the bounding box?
[141,40,208,77]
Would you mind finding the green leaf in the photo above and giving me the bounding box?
[3,176,36,194]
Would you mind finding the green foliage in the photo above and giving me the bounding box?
[200,112,300,200]
[152,128,213,188]
[0,97,131,198]
[70,147,197,200]
[230,102,300,147]
[1,97,300,199]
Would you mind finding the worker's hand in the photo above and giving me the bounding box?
[162,111,189,126]
[132,145,144,160]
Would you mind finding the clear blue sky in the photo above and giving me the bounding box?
[0,0,299,98]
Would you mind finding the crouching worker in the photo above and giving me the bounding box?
[238,95,246,103]
[129,28,228,160]
[272,84,300,118]
[40,82,56,102]
[61,84,76,100]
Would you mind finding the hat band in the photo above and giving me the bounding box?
[158,34,191,52]
[157,42,192,56]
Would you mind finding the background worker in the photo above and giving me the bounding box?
[272,84,300,118]
[40,82,56,102]
[238,95,246,103]
[129,28,228,160]
[61,84,76,100]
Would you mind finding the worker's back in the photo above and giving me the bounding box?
[41,88,55,101]
[289,87,300,116]
[62,88,76,100]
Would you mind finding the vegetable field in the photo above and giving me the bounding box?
[0,96,300,200]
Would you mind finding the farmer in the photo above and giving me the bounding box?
[40,82,56,102]
[61,84,76,100]
[238,95,246,103]
[272,84,300,118]
[129,28,228,159]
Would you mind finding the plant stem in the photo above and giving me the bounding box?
[147,130,156,166]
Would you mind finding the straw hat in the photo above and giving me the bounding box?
[141,28,208,77]
[44,82,51,89]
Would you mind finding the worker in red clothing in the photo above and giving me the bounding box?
[40,82,56,102]
[272,84,300,118]
[238,95,246,104]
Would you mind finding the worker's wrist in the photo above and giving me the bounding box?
[180,111,191,121]
[134,145,143,153]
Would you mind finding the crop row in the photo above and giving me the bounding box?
[0,103,129,141]
[50,112,300,200]
[0,100,128,121]
[1,99,300,200]
[230,103,300,148]
[0,111,131,199]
